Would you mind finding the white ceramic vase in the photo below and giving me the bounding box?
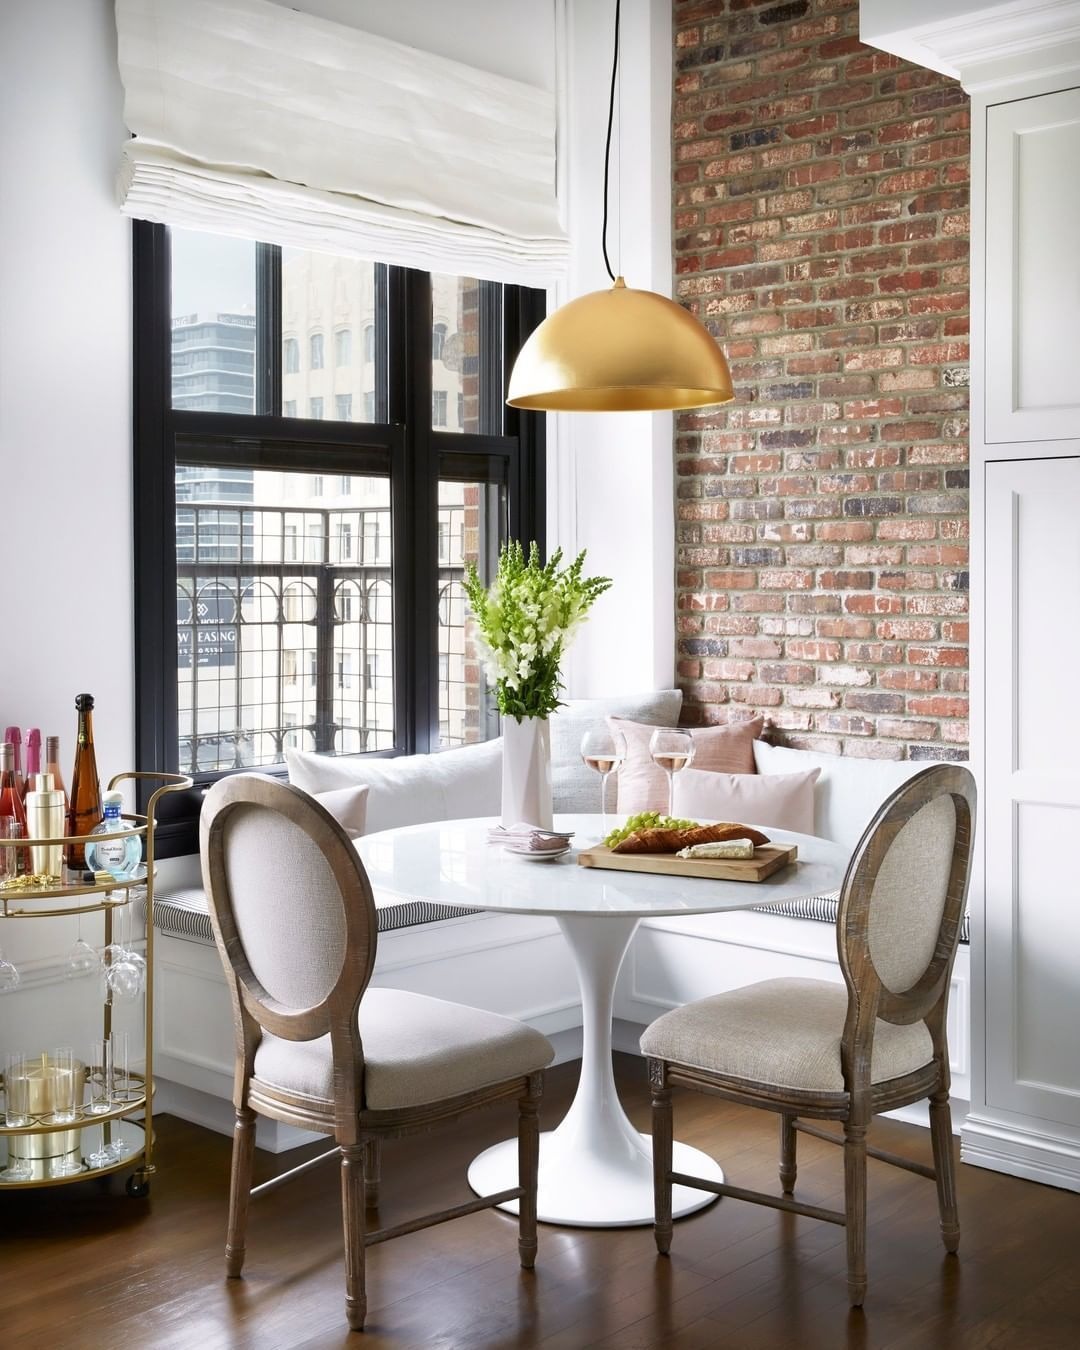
[501,715,553,830]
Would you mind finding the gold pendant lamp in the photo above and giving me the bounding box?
[507,0,734,413]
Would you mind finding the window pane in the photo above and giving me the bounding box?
[176,465,394,772]
[282,248,387,422]
[170,230,257,414]
[432,274,504,435]
[437,478,506,748]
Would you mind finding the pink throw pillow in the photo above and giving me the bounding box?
[609,715,764,814]
[672,767,821,836]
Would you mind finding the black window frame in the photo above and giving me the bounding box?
[133,222,546,854]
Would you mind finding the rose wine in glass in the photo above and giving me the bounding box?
[648,728,695,816]
[580,728,626,836]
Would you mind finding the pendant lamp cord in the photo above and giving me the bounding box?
[601,0,620,283]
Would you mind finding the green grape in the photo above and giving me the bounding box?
[603,812,700,849]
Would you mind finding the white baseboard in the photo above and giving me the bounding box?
[962,1111,1080,1193]
[155,1080,323,1153]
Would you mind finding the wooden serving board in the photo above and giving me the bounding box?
[576,841,798,883]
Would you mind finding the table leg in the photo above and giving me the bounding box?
[467,913,722,1227]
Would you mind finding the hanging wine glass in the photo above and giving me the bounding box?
[0,942,18,994]
[66,908,97,980]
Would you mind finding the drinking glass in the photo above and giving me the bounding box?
[88,1039,112,1115]
[4,1052,30,1127]
[50,1047,77,1124]
[0,941,18,994]
[648,728,695,816]
[580,728,626,835]
[0,815,15,882]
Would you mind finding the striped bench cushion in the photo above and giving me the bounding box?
[148,887,480,946]
[754,890,971,944]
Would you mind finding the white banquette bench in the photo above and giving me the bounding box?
[150,693,970,1148]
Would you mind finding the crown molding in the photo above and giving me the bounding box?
[860,0,1080,93]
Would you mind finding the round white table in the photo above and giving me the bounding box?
[356,816,847,1228]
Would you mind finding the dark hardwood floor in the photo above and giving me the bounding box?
[2,1054,1077,1349]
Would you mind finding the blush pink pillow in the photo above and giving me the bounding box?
[609,715,764,814]
[672,767,821,836]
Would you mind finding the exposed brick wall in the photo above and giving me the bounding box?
[672,0,970,761]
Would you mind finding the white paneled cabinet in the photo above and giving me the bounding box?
[985,89,1080,444]
[983,459,1080,1128]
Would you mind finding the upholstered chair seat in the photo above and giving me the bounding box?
[640,977,933,1095]
[254,988,554,1111]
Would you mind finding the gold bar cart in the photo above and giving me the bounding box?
[0,772,192,1195]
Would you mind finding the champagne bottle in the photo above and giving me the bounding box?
[24,728,41,801]
[66,694,102,871]
[0,741,30,874]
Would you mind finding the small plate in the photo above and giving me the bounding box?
[503,844,572,862]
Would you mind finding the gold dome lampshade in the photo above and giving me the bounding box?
[506,277,735,413]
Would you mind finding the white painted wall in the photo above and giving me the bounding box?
[0,0,133,1017]
[556,0,677,697]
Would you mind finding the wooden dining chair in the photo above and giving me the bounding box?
[200,774,553,1332]
[641,763,976,1307]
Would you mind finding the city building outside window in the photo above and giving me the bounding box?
[309,396,323,419]
[432,389,448,426]
[310,332,324,370]
[284,337,300,373]
[335,393,352,420]
[432,321,448,361]
[363,323,375,362]
[284,399,297,417]
[334,328,351,366]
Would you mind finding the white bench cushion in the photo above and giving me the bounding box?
[286,738,501,834]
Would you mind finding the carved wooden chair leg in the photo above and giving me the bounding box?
[341,1144,367,1332]
[517,1073,542,1270]
[650,1061,674,1256]
[362,1138,381,1209]
[779,1113,798,1195]
[225,1105,257,1278]
[929,1089,960,1254]
[844,1120,868,1308]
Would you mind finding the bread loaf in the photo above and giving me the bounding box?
[612,822,770,855]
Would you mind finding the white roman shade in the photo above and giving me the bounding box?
[114,0,567,284]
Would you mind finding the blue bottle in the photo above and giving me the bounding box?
[84,792,141,879]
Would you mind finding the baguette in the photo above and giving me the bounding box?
[612,821,770,855]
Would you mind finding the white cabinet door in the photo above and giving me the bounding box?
[986,88,1080,444]
[984,457,1080,1125]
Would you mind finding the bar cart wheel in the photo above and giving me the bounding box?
[126,1171,151,1198]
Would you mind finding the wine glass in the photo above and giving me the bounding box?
[580,728,626,836]
[648,729,695,816]
[66,910,97,980]
[0,941,18,994]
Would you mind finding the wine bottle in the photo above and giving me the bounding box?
[45,735,69,812]
[66,694,102,871]
[0,741,31,874]
[2,726,23,800]
[24,728,41,802]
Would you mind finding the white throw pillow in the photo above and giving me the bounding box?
[311,786,369,839]
[286,739,501,834]
[752,741,930,850]
[550,690,683,813]
[673,767,820,836]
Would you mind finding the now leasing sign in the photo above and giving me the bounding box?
[177,591,238,669]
